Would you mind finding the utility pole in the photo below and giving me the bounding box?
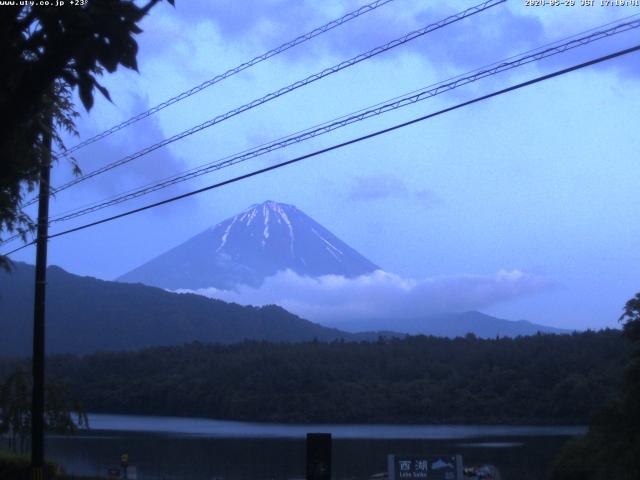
[31,106,53,480]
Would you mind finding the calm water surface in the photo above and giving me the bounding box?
[43,413,586,480]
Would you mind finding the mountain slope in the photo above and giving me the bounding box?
[1,261,568,357]
[117,200,379,290]
[331,311,569,338]
[0,262,361,356]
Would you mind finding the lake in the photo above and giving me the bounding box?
[42,413,586,480]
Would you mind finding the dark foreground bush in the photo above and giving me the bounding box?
[551,293,640,480]
[0,450,98,480]
[0,451,58,480]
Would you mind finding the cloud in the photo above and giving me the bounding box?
[48,91,196,222]
[348,174,408,200]
[297,2,546,71]
[418,7,546,70]
[142,0,638,99]
[307,4,640,80]
[165,0,316,40]
[348,175,443,207]
[179,268,550,327]
[151,1,546,71]
[414,188,443,207]
[142,0,333,62]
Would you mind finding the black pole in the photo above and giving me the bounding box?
[306,433,332,480]
[31,113,52,480]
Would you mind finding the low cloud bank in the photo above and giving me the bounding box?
[178,269,549,325]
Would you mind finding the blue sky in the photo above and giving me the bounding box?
[9,0,640,330]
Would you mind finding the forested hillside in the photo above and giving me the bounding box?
[2,330,628,425]
[0,262,359,355]
[1,263,565,355]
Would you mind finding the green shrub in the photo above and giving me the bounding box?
[0,450,59,480]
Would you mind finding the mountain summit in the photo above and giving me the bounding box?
[118,201,379,290]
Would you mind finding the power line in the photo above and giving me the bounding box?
[6,44,639,257]
[22,0,505,208]
[1,233,21,245]
[42,18,640,225]
[41,12,640,224]
[54,0,396,159]
[4,16,637,247]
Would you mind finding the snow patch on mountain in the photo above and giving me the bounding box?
[217,217,236,252]
[118,200,379,290]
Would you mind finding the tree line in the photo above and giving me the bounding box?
[1,329,630,425]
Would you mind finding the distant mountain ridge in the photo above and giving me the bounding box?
[0,262,367,356]
[330,310,569,337]
[113,200,566,338]
[1,263,568,357]
[117,201,379,290]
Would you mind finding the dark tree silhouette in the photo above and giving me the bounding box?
[0,368,88,454]
[552,292,640,480]
[0,329,628,425]
[620,292,640,343]
[0,0,174,264]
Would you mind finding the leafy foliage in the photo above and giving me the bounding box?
[2,330,629,425]
[620,292,640,343]
[0,450,101,480]
[0,368,88,454]
[0,451,60,480]
[0,368,30,453]
[551,292,640,480]
[0,0,174,266]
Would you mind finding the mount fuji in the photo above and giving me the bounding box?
[118,201,379,290]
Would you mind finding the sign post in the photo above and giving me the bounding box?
[127,466,137,480]
[387,455,463,480]
[107,468,121,478]
[306,433,331,480]
[121,454,129,479]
